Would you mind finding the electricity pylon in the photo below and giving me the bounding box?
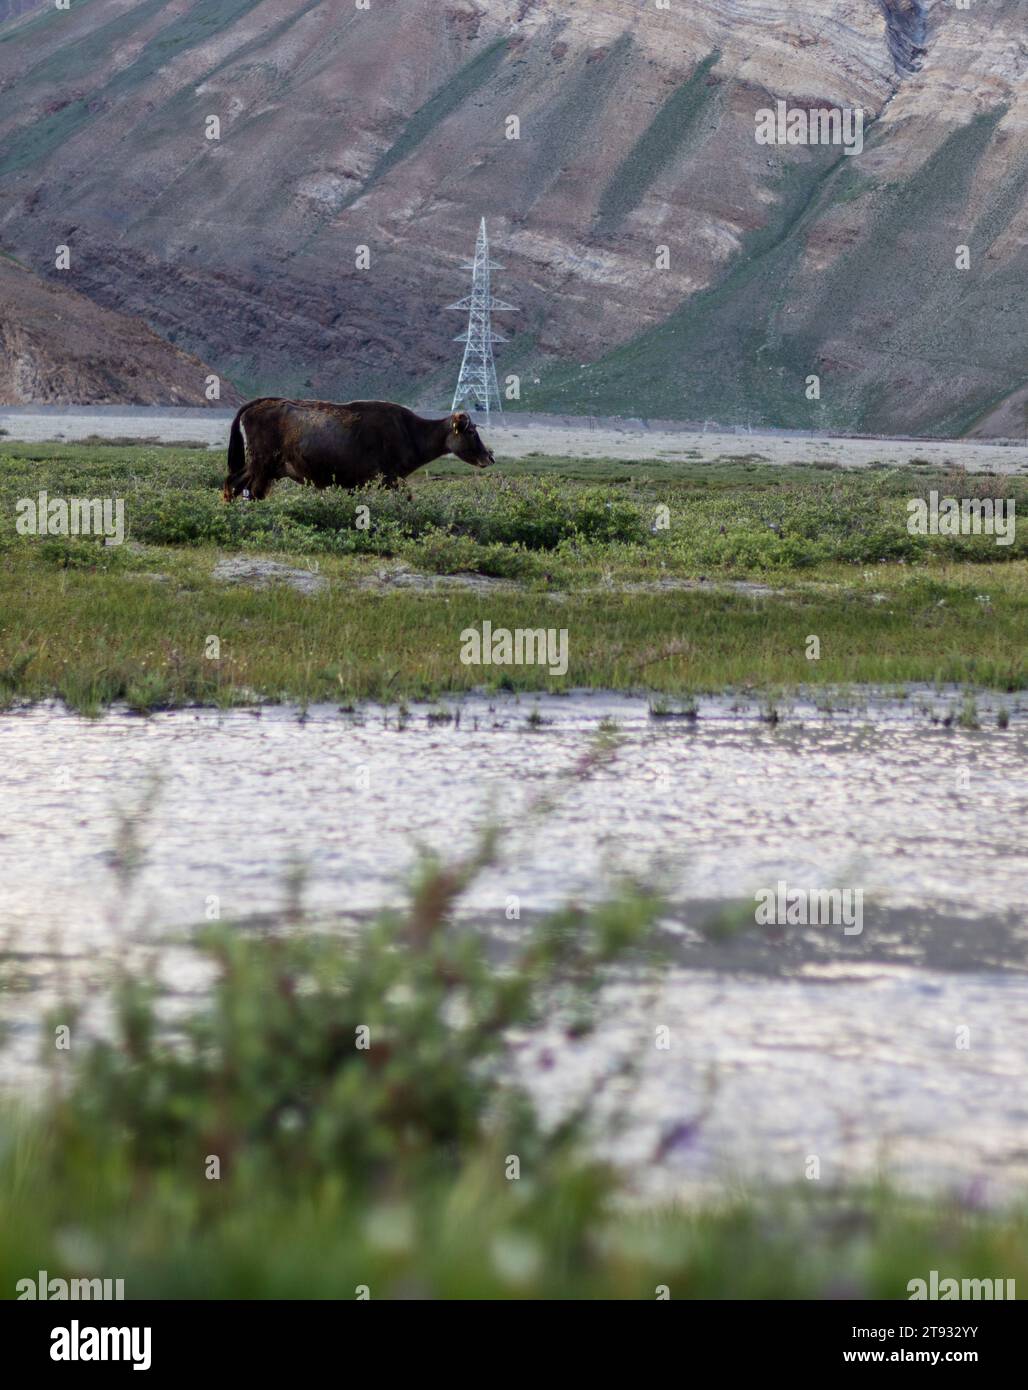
[448,218,517,419]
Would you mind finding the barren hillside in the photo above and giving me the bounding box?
[0,252,241,405]
[0,0,1023,432]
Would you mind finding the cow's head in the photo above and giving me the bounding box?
[446,411,494,469]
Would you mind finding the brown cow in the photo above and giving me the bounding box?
[222,397,494,500]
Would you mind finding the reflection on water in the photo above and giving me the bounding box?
[1,689,1026,1195]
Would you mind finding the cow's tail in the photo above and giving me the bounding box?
[223,403,250,501]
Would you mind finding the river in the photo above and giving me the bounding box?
[1,688,1026,1198]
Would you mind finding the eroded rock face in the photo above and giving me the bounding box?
[878,0,930,75]
[0,255,241,406]
[0,0,1022,434]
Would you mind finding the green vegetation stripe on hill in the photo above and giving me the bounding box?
[594,50,721,233]
[344,37,510,209]
[516,33,636,210]
[533,141,850,425]
[0,0,267,175]
[534,107,1023,439]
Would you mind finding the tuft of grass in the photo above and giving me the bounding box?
[649,696,698,720]
[958,693,980,729]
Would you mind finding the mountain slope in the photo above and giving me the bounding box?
[0,252,241,405]
[0,0,1023,433]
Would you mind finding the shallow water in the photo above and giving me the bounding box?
[2,689,1027,1196]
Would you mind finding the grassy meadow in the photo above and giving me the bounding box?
[0,439,1026,711]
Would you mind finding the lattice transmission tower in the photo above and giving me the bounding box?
[447,218,517,419]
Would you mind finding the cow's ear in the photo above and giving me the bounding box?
[451,412,469,432]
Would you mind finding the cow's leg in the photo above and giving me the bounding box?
[248,452,286,500]
[223,446,255,501]
[222,447,246,500]
[224,477,254,501]
[223,467,249,502]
